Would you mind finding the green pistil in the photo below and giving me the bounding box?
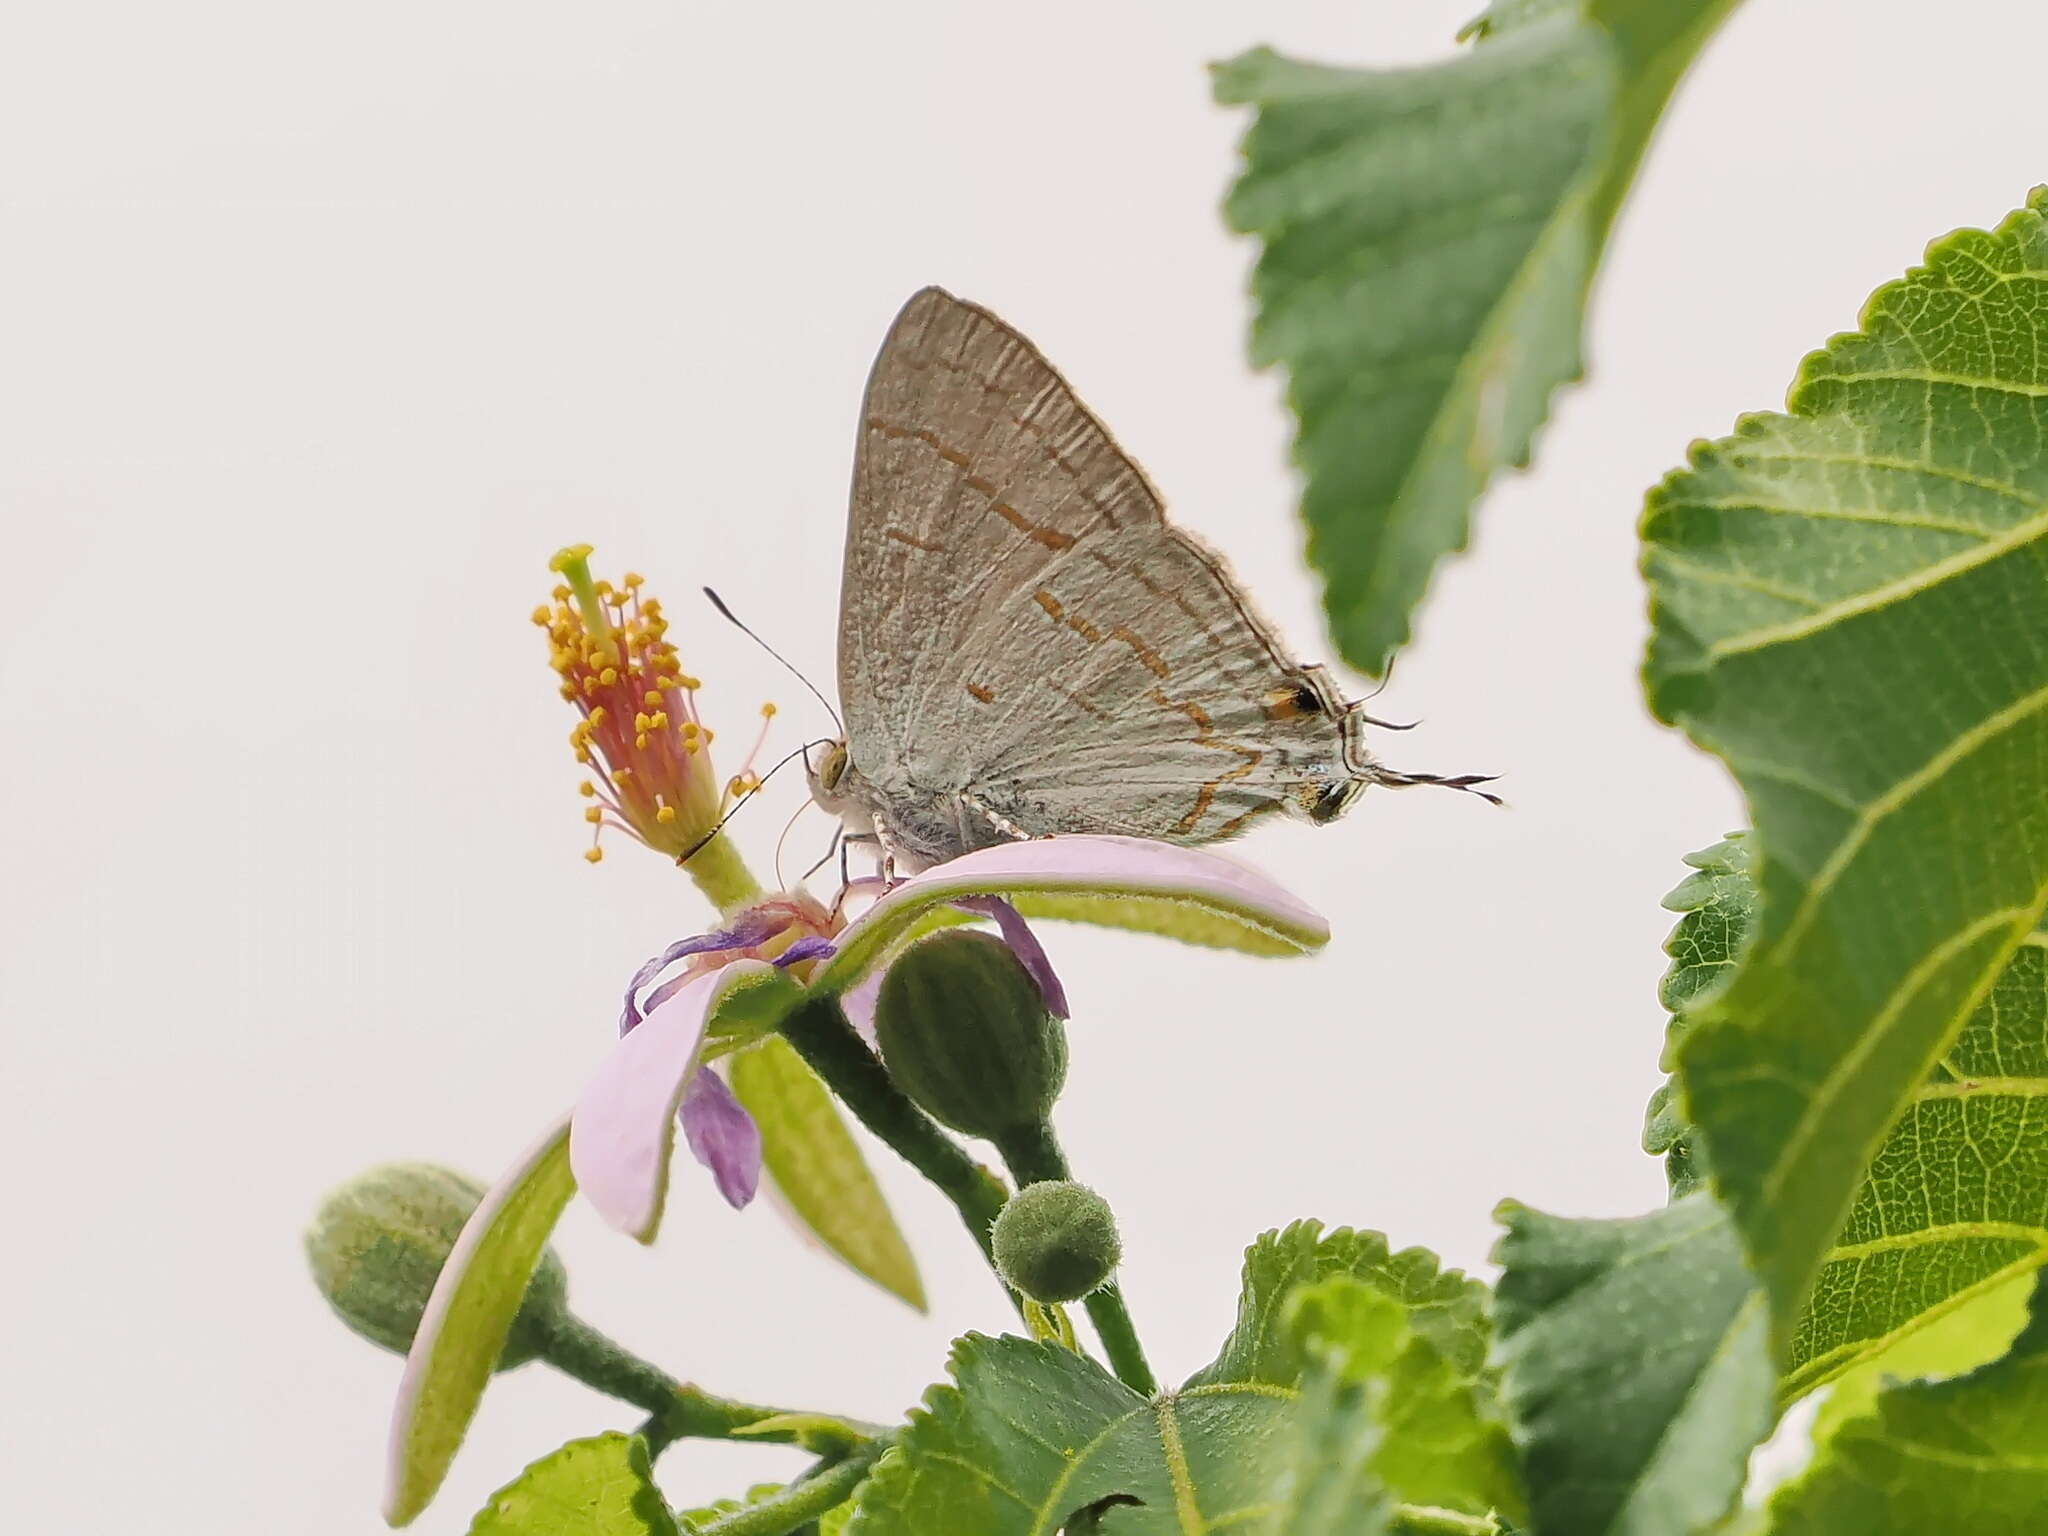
[548,543,615,656]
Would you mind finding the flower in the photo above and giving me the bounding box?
[568,835,1332,1242]
[534,545,767,912]
[611,891,842,1212]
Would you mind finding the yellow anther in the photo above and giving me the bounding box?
[634,712,651,732]
[584,846,604,864]
[578,781,597,798]
[558,683,577,700]
[589,706,607,726]
[585,806,603,824]
[761,701,778,719]
[648,711,668,731]
[656,805,677,824]
[635,733,649,749]
[552,584,572,602]
[600,667,618,685]
[614,766,634,780]
[643,690,665,708]
[624,572,645,588]
[530,605,552,626]
[676,673,701,690]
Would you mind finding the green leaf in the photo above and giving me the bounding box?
[1189,1220,1492,1392]
[387,1117,578,1526]
[1759,1277,2048,1533]
[1644,839,2048,1400]
[1492,1194,1775,1536]
[727,1035,926,1311]
[467,1433,678,1536]
[1809,1270,2034,1450]
[1286,1278,1524,1526]
[845,1334,1298,1535]
[1215,0,1741,670]
[1642,834,1756,1198]
[1644,190,2048,1348]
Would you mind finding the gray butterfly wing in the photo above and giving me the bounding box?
[838,287,1366,861]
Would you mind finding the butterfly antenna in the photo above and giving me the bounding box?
[1347,653,1417,730]
[703,587,844,735]
[677,738,833,867]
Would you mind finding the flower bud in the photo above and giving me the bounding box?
[305,1163,568,1368]
[992,1180,1121,1303]
[875,929,1068,1139]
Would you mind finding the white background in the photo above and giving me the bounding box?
[4,2,2040,1528]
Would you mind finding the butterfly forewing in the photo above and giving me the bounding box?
[838,287,1362,857]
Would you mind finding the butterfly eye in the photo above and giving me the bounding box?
[817,742,849,793]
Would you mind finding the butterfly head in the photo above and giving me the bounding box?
[805,738,856,815]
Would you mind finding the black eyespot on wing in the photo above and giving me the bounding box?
[1292,682,1323,715]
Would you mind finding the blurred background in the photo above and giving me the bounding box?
[4,1,2043,1527]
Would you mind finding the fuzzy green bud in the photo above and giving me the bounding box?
[875,929,1067,1139]
[305,1162,568,1367]
[992,1180,1121,1303]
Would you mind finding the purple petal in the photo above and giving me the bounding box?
[681,1065,763,1208]
[573,960,775,1241]
[619,918,780,1034]
[773,935,837,968]
[954,895,1068,1018]
[815,835,1330,996]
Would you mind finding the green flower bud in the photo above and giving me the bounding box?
[305,1162,568,1368]
[992,1180,1121,1303]
[875,929,1067,1139]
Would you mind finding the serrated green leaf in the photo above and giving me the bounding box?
[1643,839,2048,1400]
[1643,834,1757,1198]
[1759,1277,2048,1533]
[1263,1284,1405,1536]
[727,1035,925,1311]
[1644,190,2048,1350]
[388,1118,578,1526]
[1492,1194,1775,1536]
[1214,0,1740,670]
[1190,1220,1492,1392]
[467,1433,678,1536]
[846,1334,1298,1535]
[1287,1278,1524,1526]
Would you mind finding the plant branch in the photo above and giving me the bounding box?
[694,1439,891,1536]
[777,993,1019,1313]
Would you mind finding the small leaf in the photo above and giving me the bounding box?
[387,1118,577,1526]
[467,1432,678,1536]
[1288,1278,1524,1525]
[1492,1194,1775,1536]
[1216,0,1742,670]
[728,1035,925,1310]
[1759,1277,2048,1533]
[1189,1220,1491,1391]
[677,1452,881,1536]
[846,1335,1297,1535]
[1642,834,1756,1198]
[1645,190,2048,1348]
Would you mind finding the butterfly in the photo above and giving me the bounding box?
[806,288,1491,873]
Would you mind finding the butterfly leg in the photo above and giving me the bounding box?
[960,791,1034,844]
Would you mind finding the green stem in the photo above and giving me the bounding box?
[777,994,1018,1311]
[694,1440,891,1536]
[1392,1507,1501,1535]
[994,1122,1157,1397]
[681,828,764,916]
[542,1315,826,1455]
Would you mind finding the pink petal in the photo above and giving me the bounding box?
[570,960,775,1242]
[816,835,1328,995]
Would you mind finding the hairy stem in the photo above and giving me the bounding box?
[694,1440,892,1536]
[777,994,1019,1313]
[544,1315,841,1458]
[995,1121,1156,1397]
